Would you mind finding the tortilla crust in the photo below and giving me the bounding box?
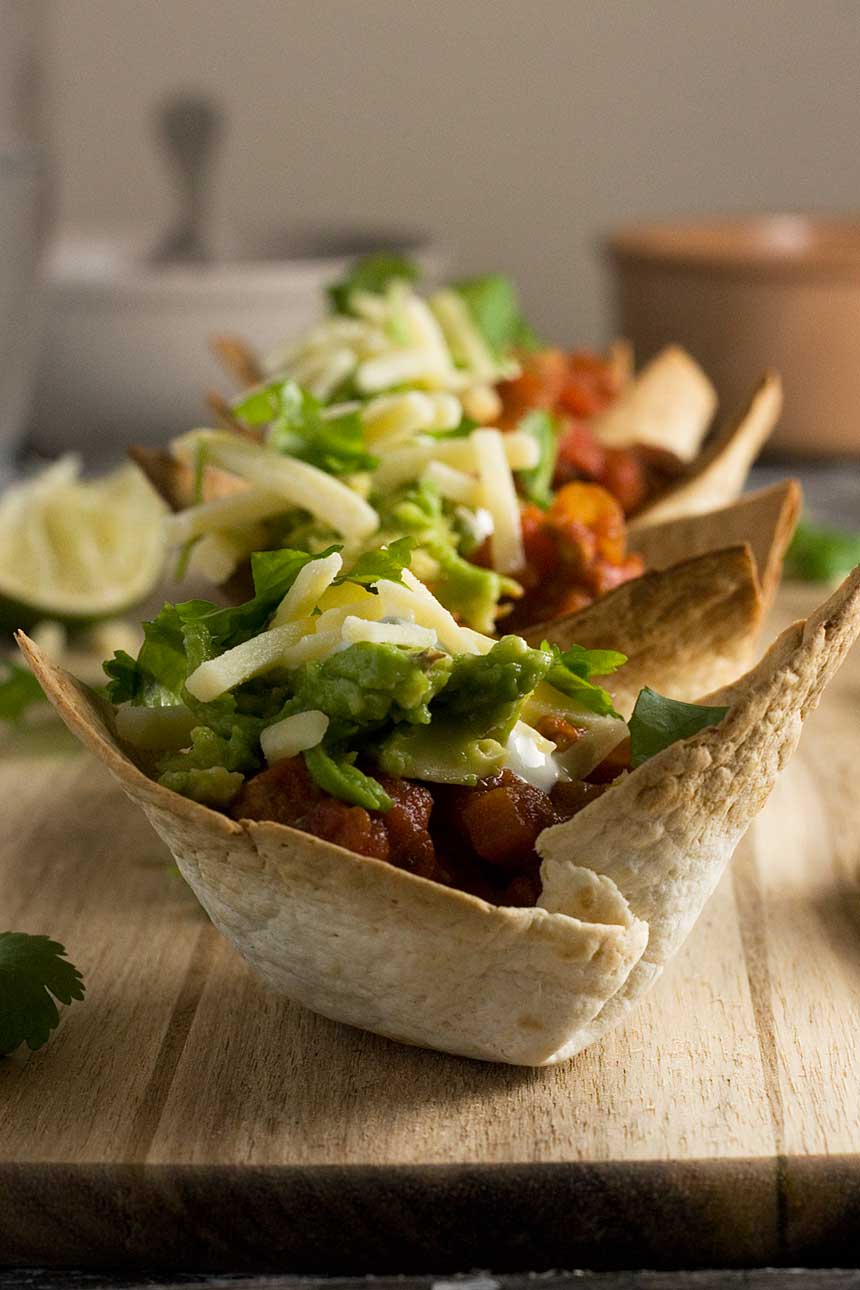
[590,345,717,462]
[16,632,646,1065]
[527,545,763,714]
[631,371,783,529]
[538,565,860,1059]
[210,334,264,389]
[18,570,860,1065]
[18,571,860,1064]
[629,479,801,613]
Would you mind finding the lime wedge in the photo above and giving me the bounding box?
[0,457,167,629]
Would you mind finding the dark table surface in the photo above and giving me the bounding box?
[2,1270,860,1290]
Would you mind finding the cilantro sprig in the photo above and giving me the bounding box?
[0,932,85,1055]
[542,641,627,717]
[233,377,377,476]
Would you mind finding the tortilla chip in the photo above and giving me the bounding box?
[629,479,800,613]
[19,571,860,1065]
[606,338,634,389]
[210,334,264,389]
[527,545,763,714]
[632,371,782,528]
[590,345,717,462]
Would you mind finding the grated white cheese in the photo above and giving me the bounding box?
[374,569,479,654]
[372,429,537,492]
[471,428,525,575]
[422,460,480,507]
[171,431,378,542]
[185,618,312,702]
[277,629,342,668]
[340,616,437,649]
[162,488,288,547]
[270,552,343,628]
[261,710,329,764]
[187,531,243,584]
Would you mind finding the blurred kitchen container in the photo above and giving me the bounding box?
[607,215,860,457]
[29,227,446,459]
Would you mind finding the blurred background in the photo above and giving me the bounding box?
[46,0,860,342]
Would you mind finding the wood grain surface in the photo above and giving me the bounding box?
[1,585,859,1273]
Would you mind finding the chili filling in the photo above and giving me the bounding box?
[498,347,686,517]
[231,756,620,908]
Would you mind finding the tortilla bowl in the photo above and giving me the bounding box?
[17,568,860,1066]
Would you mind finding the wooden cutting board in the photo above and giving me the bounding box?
[1,583,859,1274]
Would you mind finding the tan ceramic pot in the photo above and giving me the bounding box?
[607,215,860,458]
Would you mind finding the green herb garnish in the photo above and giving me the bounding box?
[628,688,728,768]
[516,409,558,507]
[327,252,421,316]
[453,273,540,354]
[0,932,85,1055]
[234,377,377,475]
[785,518,860,584]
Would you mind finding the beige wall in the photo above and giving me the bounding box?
[46,0,860,342]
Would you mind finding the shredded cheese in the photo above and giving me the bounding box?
[372,429,538,492]
[429,289,499,383]
[422,460,480,506]
[374,569,479,654]
[162,488,285,547]
[471,428,525,575]
[185,619,312,702]
[261,710,329,764]
[270,552,343,627]
[171,431,379,541]
[187,532,243,584]
[277,629,342,668]
[340,616,437,649]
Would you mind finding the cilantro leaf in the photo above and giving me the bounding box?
[628,687,728,769]
[335,537,415,588]
[0,659,46,721]
[550,642,627,680]
[235,377,376,474]
[454,273,540,354]
[105,549,334,707]
[785,518,860,584]
[516,409,558,507]
[327,252,421,315]
[0,932,85,1055]
[303,744,393,811]
[542,641,626,718]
